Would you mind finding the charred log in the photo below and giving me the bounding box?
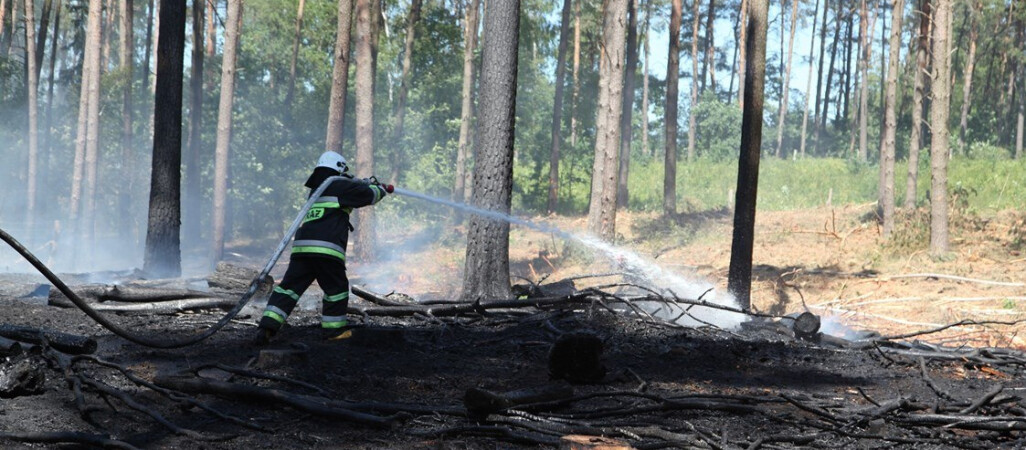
[0,324,96,355]
[0,353,46,398]
[464,383,575,418]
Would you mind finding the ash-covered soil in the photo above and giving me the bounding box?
[2,278,1024,449]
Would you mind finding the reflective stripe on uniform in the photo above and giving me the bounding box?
[292,240,346,261]
[325,291,349,302]
[273,286,301,301]
[321,316,348,328]
[265,305,289,319]
[314,196,339,204]
[263,309,286,324]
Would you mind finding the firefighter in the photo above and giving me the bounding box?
[254,151,392,344]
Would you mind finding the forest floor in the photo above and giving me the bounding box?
[1,205,1025,449]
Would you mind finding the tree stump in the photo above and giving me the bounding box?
[792,312,821,340]
[549,332,606,384]
[207,262,274,296]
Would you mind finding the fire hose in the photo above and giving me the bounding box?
[0,176,389,349]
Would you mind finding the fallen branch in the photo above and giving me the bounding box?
[90,298,238,313]
[153,375,399,427]
[0,432,139,450]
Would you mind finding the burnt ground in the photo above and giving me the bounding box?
[3,282,1026,449]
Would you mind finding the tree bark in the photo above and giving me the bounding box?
[929,0,950,255]
[878,0,903,238]
[211,0,243,264]
[43,0,60,170]
[906,0,930,209]
[389,0,422,184]
[144,0,187,278]
[205,0,214,57]
[569,0,581,148]
[142,0,154,90]
[352,0,378,260]
[703,0,716,93]
[664,0,681,215]
[839,7,853,126]
[799,0,820,158]
[460,0,519,301]
[24,0,37,238]
[82,0,104,245]
[284,0,306,114]
[184,0,202,247]
[32,0,51,83]
[547,0,572,213]
[325,0,355,153]
[587,0,628,239]
[688,0,700,161]
[812,0,829,155]
[736,0,747,108]
[821,0,841,130]
[774,0,798,159]
[120,0,135,243]
[857,0,870,162]
[956,0,979,156]
[0,0,6,53]
[454,0,479,204]
[616,0,638,209]
[727,0,768,310]
[640,0,650,158]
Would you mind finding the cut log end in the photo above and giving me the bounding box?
[792,312,821,340]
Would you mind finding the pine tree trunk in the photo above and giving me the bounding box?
[687,0,699,161]
[24,0,37,238]
[774,0,798,159]
[82,0,104,245]
[460,0,519,301]
[905,0,930,210]
[569,0,581,148]
[71,44,90,232]
[284,0,306,115]
[736,0,747,108]
[184,0,202,247]
[389,0,422,183]
[4,0,18,58]
[616,0,638,209]
[150,0,160,93]
[325,0,354,154]
[705,0,716,93]
[640,0,650,158]
[857,0,871,162]
[104,0,114,70]
[454,0,479,203]
[211,0,242,264]
[799,0,820,158]
[44,0,60,173]
[929,0,950,256]
[821,0,841,130]
[144,0,186,278]
[840,9,853,125]
[143,0,154,93]
[120,0,135,242]
[957,0,979,156]
[0,0,7,50]
[32,0,51,83]
[352,0,377,261]
[878,0,903,237]
[727,0,768,310]
[811,0,829,155]
[205,0,214,57]
[547,0,572,213]
[664,0,681,215]
[587,0,628,240]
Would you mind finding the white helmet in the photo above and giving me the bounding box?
[316,151,349,174]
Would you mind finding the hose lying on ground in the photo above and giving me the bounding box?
[0,176,345,349]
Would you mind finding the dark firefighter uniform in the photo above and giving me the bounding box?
[257,173,389,337]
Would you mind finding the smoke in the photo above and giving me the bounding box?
[387,188,748,329]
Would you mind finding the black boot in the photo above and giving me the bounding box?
[253,327,276,345]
